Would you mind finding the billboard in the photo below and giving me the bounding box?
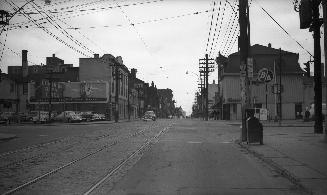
[28,81,109,104]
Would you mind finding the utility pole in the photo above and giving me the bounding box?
[114,64,120,123]
[279,48,282,126]
[48,70,53,122]
[312,0,323,133]
[323,0,327,135]
[199,54,214,121]
[239,0,250,141]
[299,0,323,133]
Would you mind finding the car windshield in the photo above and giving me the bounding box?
[145,111,154,115]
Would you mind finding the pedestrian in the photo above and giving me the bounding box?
[304,107,310,122]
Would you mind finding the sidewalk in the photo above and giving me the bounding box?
[240,124,327,195]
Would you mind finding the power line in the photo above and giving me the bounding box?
[0,41,40,66]
[210,1,227,57]
[221,13,238,55]
[29,1,95,55]
[115,1,151,53]
[209,1,222,57]
[254,0,313,58]
[7,9,213,31]
[205,1,216,54]
[6,0,90,57]
[8,0,164,30]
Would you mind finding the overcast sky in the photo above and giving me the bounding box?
[0,0,323,114]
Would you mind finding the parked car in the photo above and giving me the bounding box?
[0,112,15,124]
[30,111,55,123]
[142,111,156,121]
[92,113,106,121]
[54,111,82,123]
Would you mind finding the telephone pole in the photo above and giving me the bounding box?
[199,54,215,121]
[114,64,120,123]
[312,0,323,133]
[299,0,323,133]
[323,0,327,135]
[48,70,53,122]
[239,0,250,141]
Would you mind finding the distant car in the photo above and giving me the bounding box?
[142,111,156,121]
[54,111,82,123]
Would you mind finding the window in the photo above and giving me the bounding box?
[10,83,14,93]
[232,104,237,113]
[23,83,28,95]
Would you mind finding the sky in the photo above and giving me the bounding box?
[0,0,323,115]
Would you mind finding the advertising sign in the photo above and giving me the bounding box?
[28,81,109,104]
[247,58,253,78]
[257,68,274,83]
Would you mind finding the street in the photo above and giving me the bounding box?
[0,119,308,194]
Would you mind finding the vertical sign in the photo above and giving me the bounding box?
[247,57,253,78]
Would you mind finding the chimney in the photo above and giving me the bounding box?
[213,80,215,84]
[22,50,28,77]
[94,54,99,58]
[268,43,271,48]
[52,54,55,57]
[131,68,137,78]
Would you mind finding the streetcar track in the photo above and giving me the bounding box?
[0,129,139,169]
[83,124,173,195]
[1,122,168,195]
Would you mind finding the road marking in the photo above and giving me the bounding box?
[187,141,202,144]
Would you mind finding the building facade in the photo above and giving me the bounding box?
[79,54,129,120]
[218,44,308,120]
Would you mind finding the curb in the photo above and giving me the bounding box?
[236,141,313,195]
[0,134,17,141]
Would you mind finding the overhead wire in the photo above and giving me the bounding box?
[114,1,151,54]
[0,41,40,65]
[29,1,95,56]
[205,1,216,54]
[7,9,213,31]
[220,1,238,56]
[210,0,227,57]
[30,1,109,54]
[254,0,313,58]
[8,0,164,31]
[208,1,222,57]
[6,0,90,57]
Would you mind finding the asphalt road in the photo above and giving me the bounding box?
[0,122,119,153]
[0,119,307,194]
[105,120,305,195]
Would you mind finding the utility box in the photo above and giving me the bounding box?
[246,109,263,144]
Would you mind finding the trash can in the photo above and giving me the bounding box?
[246,108,263,145]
